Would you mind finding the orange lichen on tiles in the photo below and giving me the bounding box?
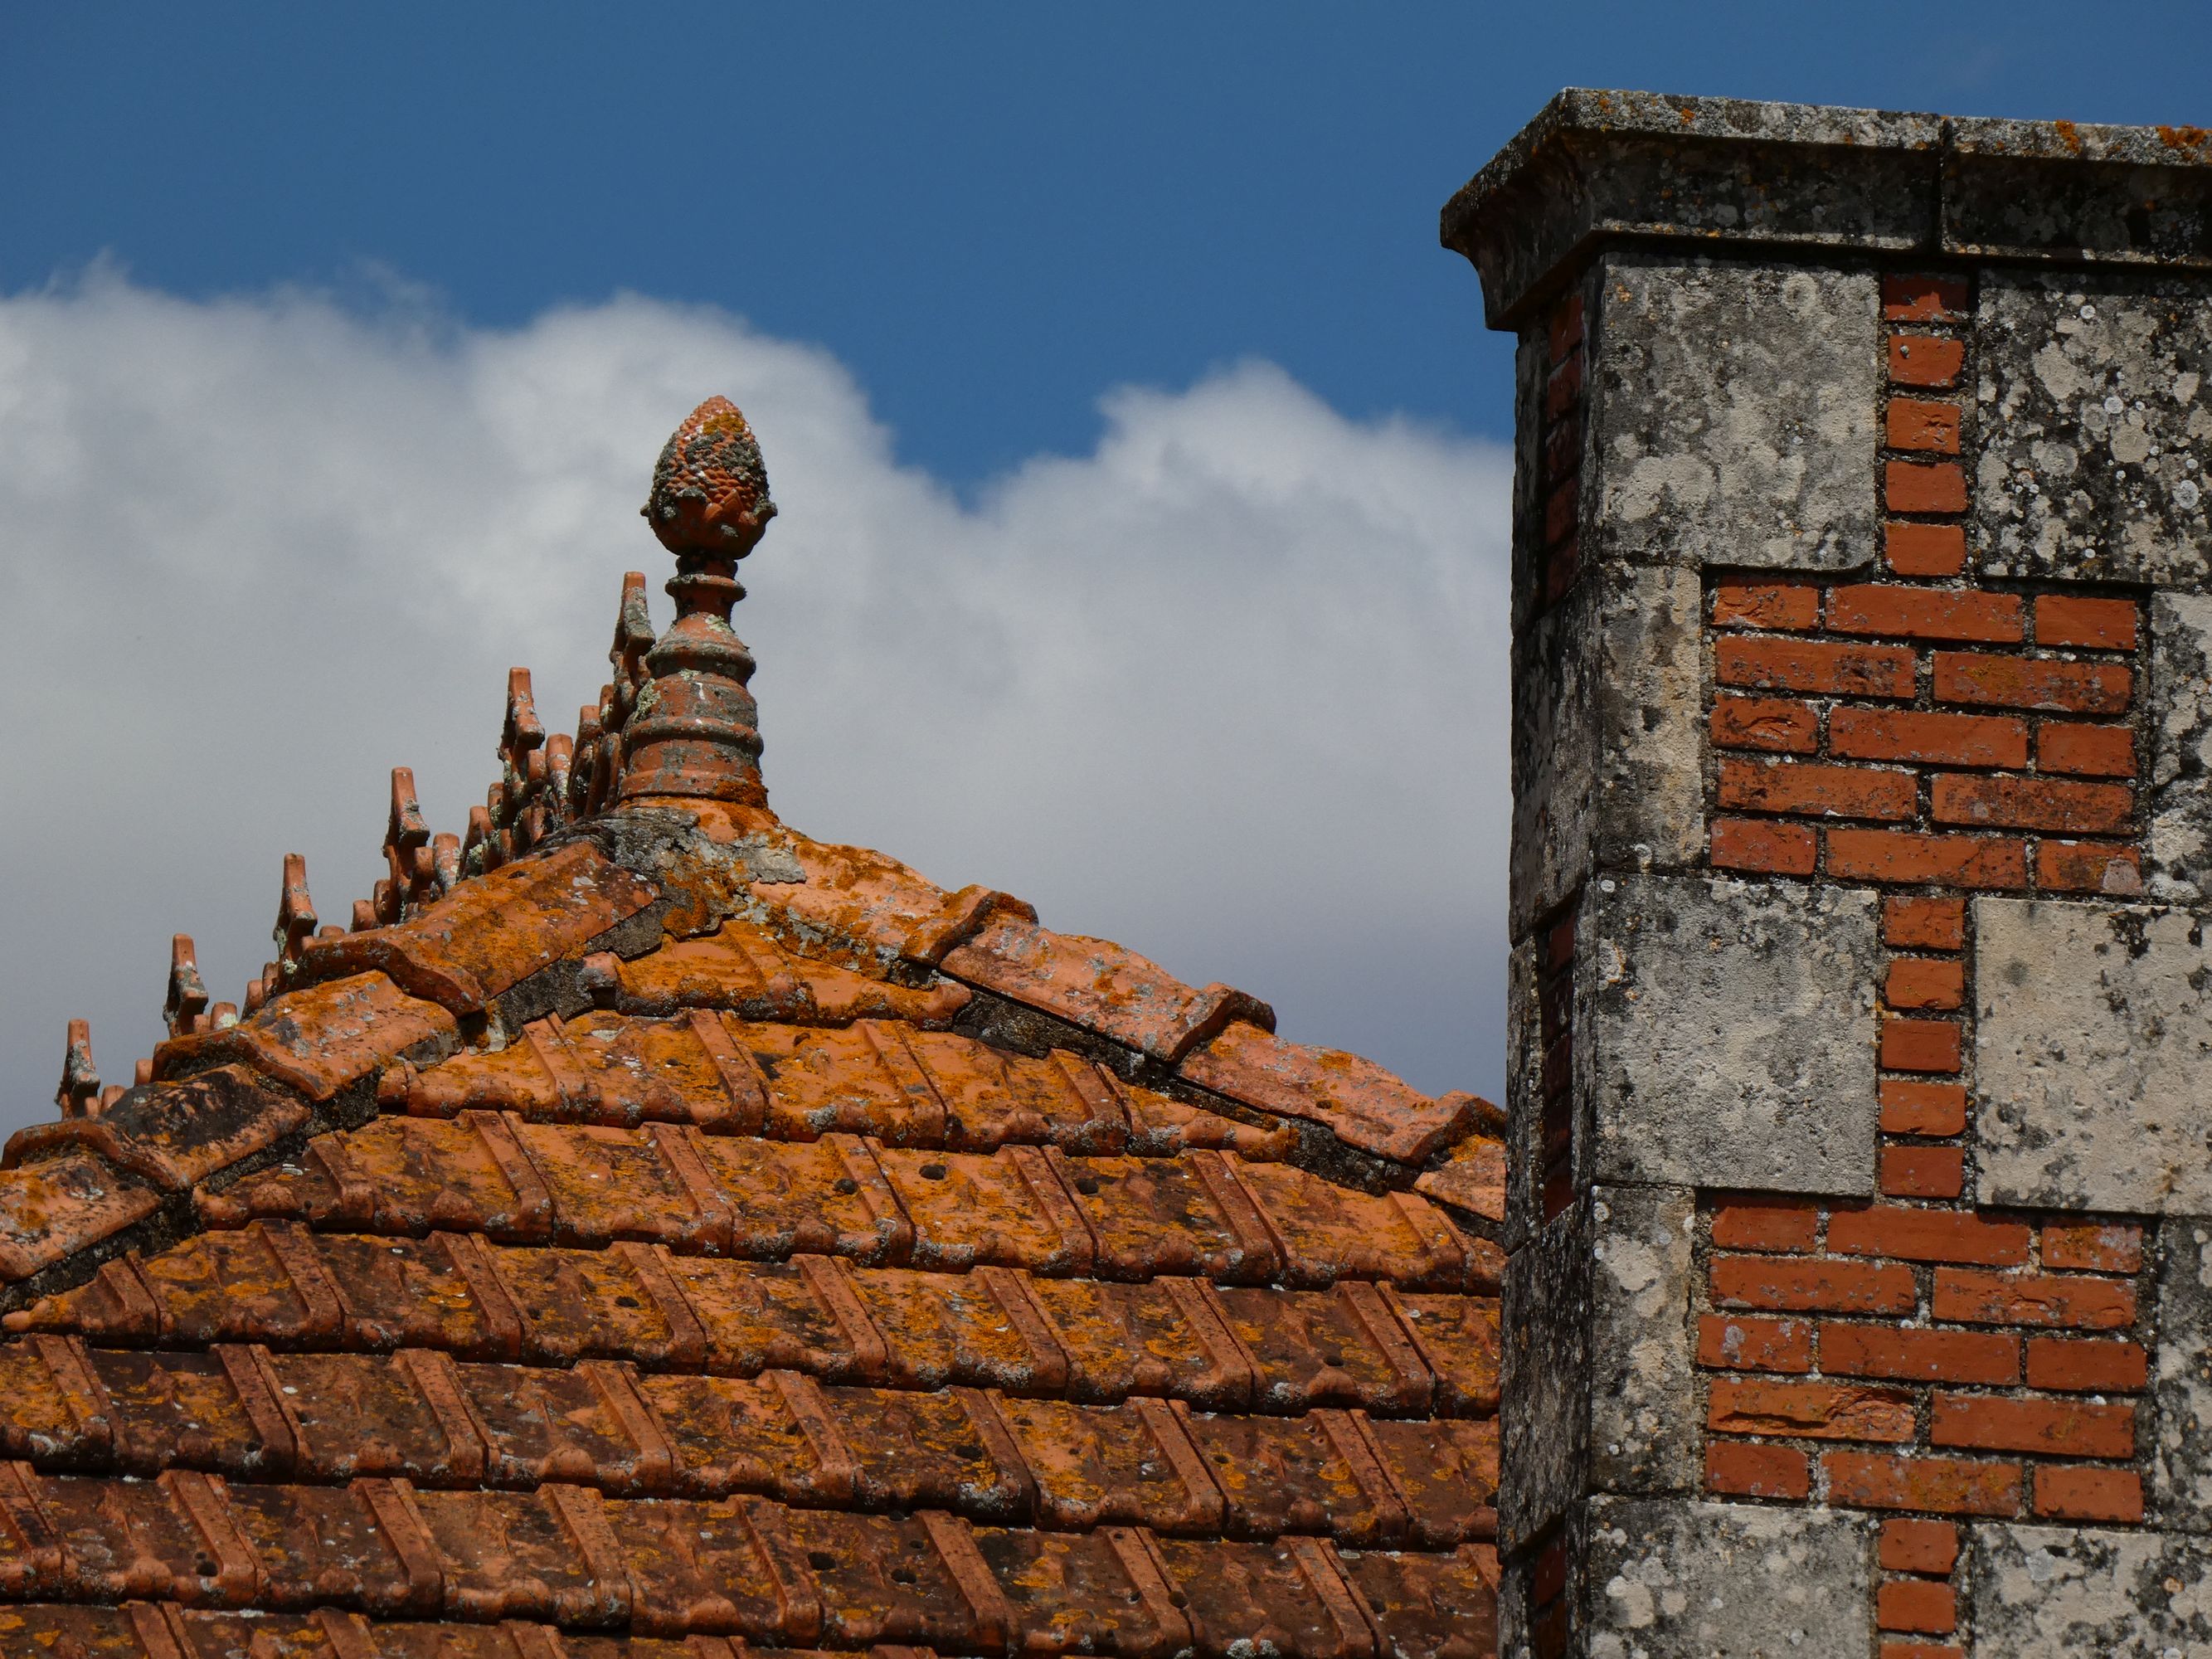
[0,397,1503,1656]
[294,841,659,1014]
[1179,1020,1480,1165]
[611,919,970,1027]
[152,972,458,1102]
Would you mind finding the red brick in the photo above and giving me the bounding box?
[2041,1221,2142,1274]
[1828,830,2028,889]
[1824,1451,2021,1515]
[1882,1017,1962,1073]
[2038,721,2136,778]
[1933,651,2132,714]
[1721,758,1918,821]
[2037,839,2143,895]
[1709,1378,1916,1443]
[1714,582,1821,630]
[1885,521,1967,577]
[1886,399,1962,455]
[1711,817,1817,876]
[1932,773,2134,834]
[1882,1145,1965,1198]
[1933,1268,2138,1331]
[1548,292,1584,364]
[1931,1394,2135,1459]
[1713,1255,1918,1316]
[1544,533,1580,605]
[1544,476,1578,547]
[1879,1078,1967,1136]
[2026,1336,2149,1394]
[1698,1313,1813,1372]
[1829,584,2021,644]
[1879,1647,1964,1659]
[1712,1199,1820,1253]
[1544,351,1582,420]
[1821,1324,2020,1387]
[1711,696,1821,754]
[2034,594,2137,650]
[1886,958,1963,1010]
[1830,708,2028,767]
[1716,635,1918,698]
[1886,460,1970,515]
[2033,1465,2145,1524]
[1878,1579,1957,1636]
[1828,1206,2031,1267]
[1705,1440,1810,1500]
[1883,897,1966,951]
[1884,275,1969,322]
[1542,409,1582,482]
[1889,334,1965,387]
[1880,1517,1960,1576]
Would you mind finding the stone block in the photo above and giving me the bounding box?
[1587,1185,1697,1499]
[2157,1221,2212,1533]
[1581,875,1879,1194]
[1502,929,1546,1253]
[1971,1523,2212,1656]
[1510,564,1704,934]
[1587,255,1879,572]
[1977,270,2212,590]
[1501,1201,1589,1553]
[1975,898,2212,1214]
[2150,591,2212,904]
[1583,1496,1874,1658]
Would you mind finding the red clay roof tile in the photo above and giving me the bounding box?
[1178,1020,1480,1165]
[294,843,659,1018]
[0,404,1503,1656]
[153,973,458,1104]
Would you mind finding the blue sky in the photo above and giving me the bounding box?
[8,4,2210,485]
[1,6,2207,1125]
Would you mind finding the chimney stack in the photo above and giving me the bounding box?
[1444,92,2212,1657]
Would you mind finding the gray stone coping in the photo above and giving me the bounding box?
[1442,88,2212,327]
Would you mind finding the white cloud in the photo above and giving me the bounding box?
[0,271,1512,1136]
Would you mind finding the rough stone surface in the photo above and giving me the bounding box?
[1581,875,1880,1194]
[1502,929,1546,1254]
[2157,1220,2212,1532]
[1502,1201,1590,1552]
[1587,1185,1697,1498]
[1445,89,2212,327]
[1975,898,2212,1214]
[1589,256,1879,572]
[2151,591,2212,903]
[1971,1524,2212,1655]
[1582,1497,1874,1658]
[1511,563,1704,934]
[1978,270,2212,590]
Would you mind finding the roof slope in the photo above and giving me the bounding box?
[0,400,1505,1659]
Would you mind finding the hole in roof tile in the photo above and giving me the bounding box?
[920,1163,947,1180]
[809,1551,838,1571]
[834,1177,858,1194]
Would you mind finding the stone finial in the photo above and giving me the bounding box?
[619,398,773,805]
[56,1019,98,1119]
[642,396,777,557]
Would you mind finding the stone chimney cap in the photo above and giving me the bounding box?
[1443,88,2212,328]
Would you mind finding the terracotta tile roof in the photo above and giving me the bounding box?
[0,398,1504,1658]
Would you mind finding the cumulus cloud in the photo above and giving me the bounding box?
[0,271,1512,1136]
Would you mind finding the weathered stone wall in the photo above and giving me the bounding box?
[1451,91,2212,1659]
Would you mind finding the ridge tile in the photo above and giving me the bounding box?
[153,973,458,1104]
[293,842,659,1018]
[1179,1023,1477,1167]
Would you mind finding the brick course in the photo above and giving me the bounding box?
[1686,278,2158,1656]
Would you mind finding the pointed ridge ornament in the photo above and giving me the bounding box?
[619,396,775,805]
